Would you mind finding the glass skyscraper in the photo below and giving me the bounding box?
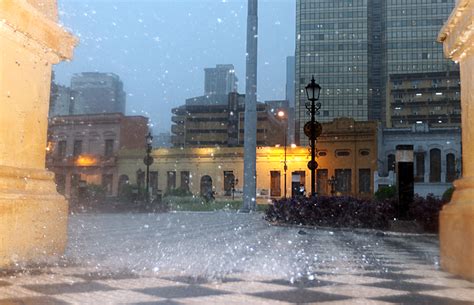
[295,0,457,145]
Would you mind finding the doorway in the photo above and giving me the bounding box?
[291,171,305,197]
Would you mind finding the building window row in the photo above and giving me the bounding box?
[387,149,457,183]
[300,0,366,9]
[388,0,451,6]
[298,42,367,52]
[56,138,115,158]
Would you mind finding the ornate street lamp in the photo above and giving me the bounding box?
[304,76,322,197]
[277,110,288,198]
[143,132,154,203]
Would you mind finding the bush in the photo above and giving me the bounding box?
[408,194,447,233]
[265,196,396,230]
[374,185,397,201]
[265,193,447,233]
[118,184,139,201]
[163,196,242,211]
[80,184,106,201]
[164,187,192,197]
[442,187,454,203]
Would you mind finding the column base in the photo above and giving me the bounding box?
[440,203,474,281]
[0,166,68,267]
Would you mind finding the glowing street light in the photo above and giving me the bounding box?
[277,110,288,198]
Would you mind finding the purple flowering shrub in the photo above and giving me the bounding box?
[265,196,396,230]
[265,194,448,233]
[408,194,448,233]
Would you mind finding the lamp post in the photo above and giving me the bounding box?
[143,132,154,203]
[277,110,288,198]
[305,76,322,197]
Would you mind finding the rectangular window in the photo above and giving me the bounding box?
[415,152,425,182]
[55,174,66,195]
[137,170,145,190]
[180,171,190,191]
[150,171,158,194]
[335,169,352,194]
[167,171,176,191]
[224,171,234,196]
[73,140,82,157]
[270,171,281,197]
[104,139,114,157]
[57,140,67,157]
[102,174,114,195]
[317,169,328,195]
[359,169,371,194]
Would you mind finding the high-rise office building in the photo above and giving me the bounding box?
[286,56,296,107]
[204,64,238,95]
[70,72,126,115]
[49,84,77,117]
[286,56,297,145]
[295,0,457,144]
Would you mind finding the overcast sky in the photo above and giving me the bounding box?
[54,0,295,133]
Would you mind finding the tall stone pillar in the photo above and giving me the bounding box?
[0,1,76,266]
[438,0,474,281]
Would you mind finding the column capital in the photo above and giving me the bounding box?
[438,0,474,63]
[0,0,77,63]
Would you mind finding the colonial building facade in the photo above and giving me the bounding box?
[118,118,378,199]
[47,113,148,198]
[376,123,461,197]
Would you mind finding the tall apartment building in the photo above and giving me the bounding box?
[170,93,284,148]
[204,64,238,95]
[388,71,461,128]
[295,0,458,144]
[71,72,126,115]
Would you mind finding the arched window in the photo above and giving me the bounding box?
[387,154,395,173]
[446,153,456,183]
[200,175,213,197]
[118,175,129,197]
[430,149,441,182]
[414,152,425,182]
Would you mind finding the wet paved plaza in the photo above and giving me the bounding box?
[1,211,474,304]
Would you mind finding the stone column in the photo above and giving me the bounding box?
[0,0,76,266]
[438,0,474,281]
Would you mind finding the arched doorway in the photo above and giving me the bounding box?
[224,172,235,196]
[118,175,129,197]
[200,175,213,197]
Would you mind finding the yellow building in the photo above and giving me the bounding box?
[118,118,378,199]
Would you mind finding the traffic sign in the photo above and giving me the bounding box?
[304,121,323,139]
[307,160,318,170]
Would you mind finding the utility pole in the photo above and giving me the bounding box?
[242,0,258,212]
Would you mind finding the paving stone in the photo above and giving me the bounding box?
[136,285,230,299]
[0,212,471,304]
[251,288,352,303]
[23,281,116,295]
